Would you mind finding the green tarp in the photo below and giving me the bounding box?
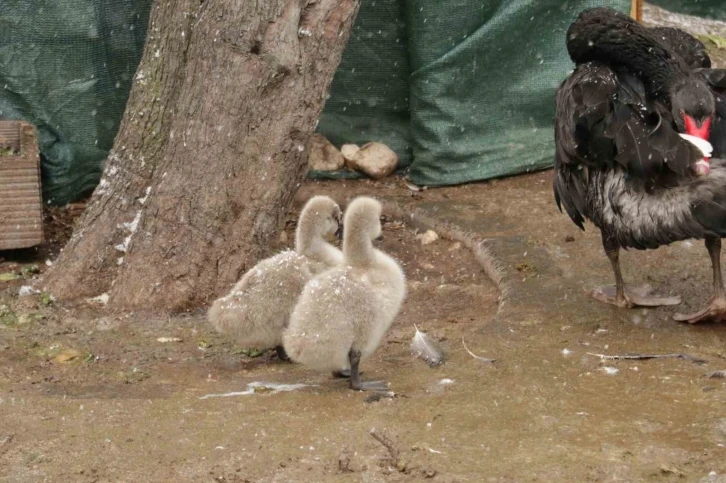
[316,0,631,186]
[1,0,632,203]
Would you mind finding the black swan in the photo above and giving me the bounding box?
[554,7,726,323]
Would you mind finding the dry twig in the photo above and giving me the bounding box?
[369,428,399,467]
[587,353,707,365]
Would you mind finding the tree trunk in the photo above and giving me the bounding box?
[42,0,360,311]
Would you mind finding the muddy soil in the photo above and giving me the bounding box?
[0,188,499,482]
[2,175,726,482]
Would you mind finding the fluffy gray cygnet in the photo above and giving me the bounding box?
[283,196,406,391]
[208,196,343,358]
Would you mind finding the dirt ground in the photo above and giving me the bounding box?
[3,8,726,480]
[1,172,726,482]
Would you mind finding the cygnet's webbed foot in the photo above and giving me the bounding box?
[674,296,726,323]
[332,368,366,378]
[275,345,291,362]
[350,379,389,392]
[590,285,681,308]
[347,348,389,392]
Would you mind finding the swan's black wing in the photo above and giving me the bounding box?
[554,62,703,229]
[650,27,711,69]
[697,68,726,157]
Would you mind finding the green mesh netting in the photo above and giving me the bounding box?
[0,0,150,205]
[315,0,631,186]
[649,0,726,20]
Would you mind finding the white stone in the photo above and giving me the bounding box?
[346,142,398,179]
[340,143,360,163]
[416,230,439,245]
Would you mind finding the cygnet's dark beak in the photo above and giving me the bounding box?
[375,233,384,241]
[335,214,344,240]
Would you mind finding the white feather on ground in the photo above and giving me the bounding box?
[411,324,444,367]
[462,338,496,363]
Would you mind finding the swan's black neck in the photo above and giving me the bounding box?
[566,7,688,102]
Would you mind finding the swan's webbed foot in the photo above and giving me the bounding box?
[347,349,388,392]
[275,345,291,362]
[590,285,681,308]
[674,296,726,323]
[596,236,681,308]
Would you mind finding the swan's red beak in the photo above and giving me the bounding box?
[684,115,712,176]
[684,115,712,149]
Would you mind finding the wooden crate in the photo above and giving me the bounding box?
[0,121,44,250]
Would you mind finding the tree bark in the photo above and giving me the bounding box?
[42,0,360,311]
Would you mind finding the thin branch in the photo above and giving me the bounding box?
[587,353,707,365]
[369,428,399,466]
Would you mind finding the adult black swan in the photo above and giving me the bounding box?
[554,7,726,323]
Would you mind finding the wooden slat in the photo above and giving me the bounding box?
[0,231,43,240]
[0,120,43,250]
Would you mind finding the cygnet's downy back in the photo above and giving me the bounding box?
[283,196,406,391]
[208,195,343,352]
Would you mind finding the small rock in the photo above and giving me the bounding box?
[157,337,183,343]
[18,285,39,297]
[448,242,461,251]
[340,144,360,163]
[89,293,110,305]
[416,230,439,245]
[308,134,345,171]
[346,142,398,179]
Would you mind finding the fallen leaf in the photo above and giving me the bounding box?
[0,305,18,327]
[20,265,40,277]
[0,272,19,282]
[39,292,54,306]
